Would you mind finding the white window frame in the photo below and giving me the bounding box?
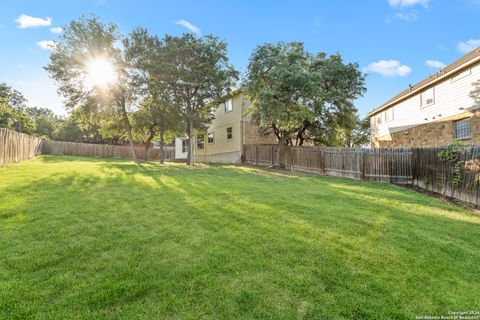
[453,118,472,140]
[384,108,394,123]
[420,87,435,109]
[181,139,189,153]
[226,127,233,140]
[224,99,233,112]
[197,134,205,149]
[207,132,214,144]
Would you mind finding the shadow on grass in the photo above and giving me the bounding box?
[2,155,480,319]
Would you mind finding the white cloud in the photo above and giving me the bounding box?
[457,39,480,53]
[175,19,200,35]
[36,40,57,51]
[388,0,429,7]
[15,14,52,29]
[426,59,446,69]
[50,26,62,34]
[366,60,412,77]
[392,12,419,22]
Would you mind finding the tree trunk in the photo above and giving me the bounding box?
[159,130,165,164]
[274,138,286,168]
[120,108,138,164]
[187,121,194,166]
[144,126,156,162]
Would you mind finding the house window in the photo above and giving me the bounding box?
[207,132,215,144]
[224,99,233,112]
[421,88,435,108]
[227,127,233,140]
[376,113,382,126]
[181,139,189,153]
[454,118,471,140]
[385,108,394,123]
[197,134,205,149]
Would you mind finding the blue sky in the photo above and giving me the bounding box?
[0,0,479,117]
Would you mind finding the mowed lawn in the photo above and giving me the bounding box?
[1,156,480,319]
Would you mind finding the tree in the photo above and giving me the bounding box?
[45,16,140,162]
[24,107,61,139]
[157,34,238,166]
[124,28,182,163]
[244,42,366,166]
[54,117,84,142]
[0,83,34,133]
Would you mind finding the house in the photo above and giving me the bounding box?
[174,90,277,163]
[369,47,480,148]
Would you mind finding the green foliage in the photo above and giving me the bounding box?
[0,83,35,134]
[124,28,184,159]
[1,156,480,318]
[244,42,366,146]
[157,33,239,164]
[437,142,464,187]
[45,15,123,111]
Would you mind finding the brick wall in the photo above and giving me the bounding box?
[242,120,278,145]
[373,110,480,147]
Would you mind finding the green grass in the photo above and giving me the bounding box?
[1,155,480,319]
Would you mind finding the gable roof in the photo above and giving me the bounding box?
[368,47,480,117]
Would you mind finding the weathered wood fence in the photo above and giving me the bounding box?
[0,128,175,167]
[42,140,175,162]
[244,144,480,207]
[0,128,43,167]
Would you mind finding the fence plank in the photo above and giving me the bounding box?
[42,140,175,162]
[243,144,480,207]
[0,128,43,167]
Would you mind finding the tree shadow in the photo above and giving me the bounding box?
[2,156,480,318]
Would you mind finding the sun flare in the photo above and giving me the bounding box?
[84,57,117,87]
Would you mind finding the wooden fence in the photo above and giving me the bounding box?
[42,140,175,162]
[243,144,480,207]
[0,128,43,167]
[0,128,176,167]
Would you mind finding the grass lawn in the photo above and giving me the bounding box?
[1,155,480,319]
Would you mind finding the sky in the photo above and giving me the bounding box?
[0,0,479,117]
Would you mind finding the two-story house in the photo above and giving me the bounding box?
[175,90,277,163]
[369,47,480,147]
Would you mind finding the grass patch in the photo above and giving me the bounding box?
[1,155,480,319]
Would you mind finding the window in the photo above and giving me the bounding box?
[197,134,205,149]
[207,132,215,144]
[421,87,435,108]
[226,127,233,140]
[451,68,471,83]
[181,139,189,153]
[385,108,394,123]
[376,113,382,126]
[224,99,233,112]
[454,118,471,140]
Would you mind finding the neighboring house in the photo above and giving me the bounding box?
[174,90,277,163]
[369,47,480,148]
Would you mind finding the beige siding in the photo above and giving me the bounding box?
[195,93,244,157]
[175,92,278,162]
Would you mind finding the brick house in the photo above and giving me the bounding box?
[369,47,480,148]
[175,90,277,163]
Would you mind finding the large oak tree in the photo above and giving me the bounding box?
[244,42,366,166]
[45,16,140,162]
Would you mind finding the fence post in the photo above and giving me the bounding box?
[255,145,258,165]
[271,145,274,166]
[361,149,366,181]
[290,147,294,171]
